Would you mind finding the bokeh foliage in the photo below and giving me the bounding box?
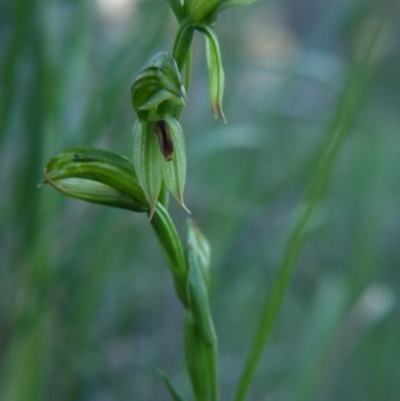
[1,0,400,400]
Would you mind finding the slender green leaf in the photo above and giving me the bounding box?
[158,370,187,401]
[234,16,384,401]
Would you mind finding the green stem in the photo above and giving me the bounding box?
[207,342,220,401]
[233,17,383,401]
[150,203,188,306]
[184,47,193,94]
[172,21,194,71]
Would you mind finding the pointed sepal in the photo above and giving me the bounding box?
[132,120,163,219]
[158,117,190,213]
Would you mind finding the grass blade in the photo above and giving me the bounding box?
[233,13,385,401]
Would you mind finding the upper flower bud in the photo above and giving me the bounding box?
[199,24,226,122]
[131,52,186,121]
[185,0,258,23]
[41,146,149,213]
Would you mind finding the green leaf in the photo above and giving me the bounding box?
[158,117,189,213]
[198,25,226,122]
[41,146,148,212]
[158,369,187,401]
[132,120,163,218]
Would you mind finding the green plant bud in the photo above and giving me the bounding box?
[184,220,211,290]
[186,249,217,345]
[197,25,226,122]
[185,0,258,22]
[41,146,149,212]
[183,311,211,401]
[132,120,163,219]
[131,52,185,120]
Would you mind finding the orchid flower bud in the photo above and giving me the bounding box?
[131,52,185,121]
[184,219,211,290]
[41,147,148,213]
[185,0,258,23]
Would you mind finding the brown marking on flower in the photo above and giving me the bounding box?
[153,119,174,161]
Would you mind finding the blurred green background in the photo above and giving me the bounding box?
[1,0,399,400]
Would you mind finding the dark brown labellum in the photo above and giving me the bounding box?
[153,119,174,161]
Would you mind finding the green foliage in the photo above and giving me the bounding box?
[1,1,399,401]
